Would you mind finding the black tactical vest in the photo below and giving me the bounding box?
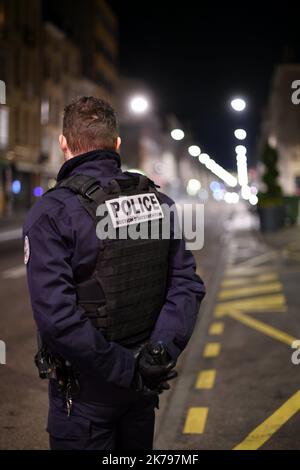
[51,172,170,347]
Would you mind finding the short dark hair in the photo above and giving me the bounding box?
[63,96,119,154]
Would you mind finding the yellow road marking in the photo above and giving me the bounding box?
[209,322,224,335]
[229,251,277,269]
[218,282,283,300]
[234,390,300,450]
[221,273,279,288]
[226,310,296,346]
[195,370,216,389]
[225,267,278,277]
[203,343,221,358]
[215,294,286,317]
[183,407,208,434]
[209,321,224,335]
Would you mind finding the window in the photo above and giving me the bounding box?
[0,0,6,38]
[0,105,9,149]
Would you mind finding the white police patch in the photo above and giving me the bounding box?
[24,236,30,265]
[106,192,164,229]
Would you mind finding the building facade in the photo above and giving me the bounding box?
[0,0,42,216]
[0,0,118,217]
[265,64,300,195]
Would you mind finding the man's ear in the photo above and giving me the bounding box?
[116,136,121,151]
[59,134,71,160]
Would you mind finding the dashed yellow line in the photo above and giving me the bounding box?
[203,343,221,358]
[183,407,208,434]
[226,310,296,346]
[218,282,283,301]
[234,390,300,450]
[195,370,216,389]
[209,322,224,335]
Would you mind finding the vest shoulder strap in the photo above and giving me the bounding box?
[54,174,102,200]
[48,173,159,203]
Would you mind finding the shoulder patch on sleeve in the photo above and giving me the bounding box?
[24,236,30,265]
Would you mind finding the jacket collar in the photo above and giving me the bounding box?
[56,149,121,182]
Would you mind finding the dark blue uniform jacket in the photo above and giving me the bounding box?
[24,150,205,400]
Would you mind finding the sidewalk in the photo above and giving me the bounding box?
[0,213,25,244]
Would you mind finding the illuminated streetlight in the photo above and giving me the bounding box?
[188,145,201,157]
[198,153,210,164]
[234,129,247,140]
[241,185,251,200]
[129,95,149,114]
[171,128,184,141]
[224,192,240,204]
[235,145,247,155]
[249,194,258,206]
[186,178,201,196]
[231,98,246,112]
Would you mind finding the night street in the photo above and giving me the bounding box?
[1,202,300,450]
[1,0,300,458]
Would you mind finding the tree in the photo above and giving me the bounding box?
[258,143,283,206]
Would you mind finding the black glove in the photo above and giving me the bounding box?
[132,342,177,394]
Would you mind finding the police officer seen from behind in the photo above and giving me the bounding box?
[24,97,205,450]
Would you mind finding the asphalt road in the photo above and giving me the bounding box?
[1,202,300,450]
[155,205,300,450]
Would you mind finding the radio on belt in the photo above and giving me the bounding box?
[106,192,164,228]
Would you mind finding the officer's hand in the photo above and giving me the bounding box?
[136,342,178,392]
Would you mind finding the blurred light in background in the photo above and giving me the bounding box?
[236,153,248,187]
[171,128,184,141]
[153,162,164,174]
[33,186,44,197]
[48,178,57,189]
[231,98,246,112]
[212,188,224,201]
[198,153,210,164]
[186,178,201,196]
[188,145,201,157]
[250,186,258,195]
[241,185,251,200]
[198,189,209,201]
[41,99,49,125]
[210,181,220,192]
[12,180,21,194]
[235,145,247,155]
[198,153,237,187]
[249,194,258,205]
[0,106,9,149]
[129,96,149,114]
[224,192,240,204]
[234,129,247,140]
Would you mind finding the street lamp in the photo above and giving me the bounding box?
[129,95,149,114]
[234,129,247,140]
[188,145,201,157]
[235,145,247,155]
[186,178,201,196]
[198,153,210,164]
[171,128,184,141]
[231,98,246,112]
